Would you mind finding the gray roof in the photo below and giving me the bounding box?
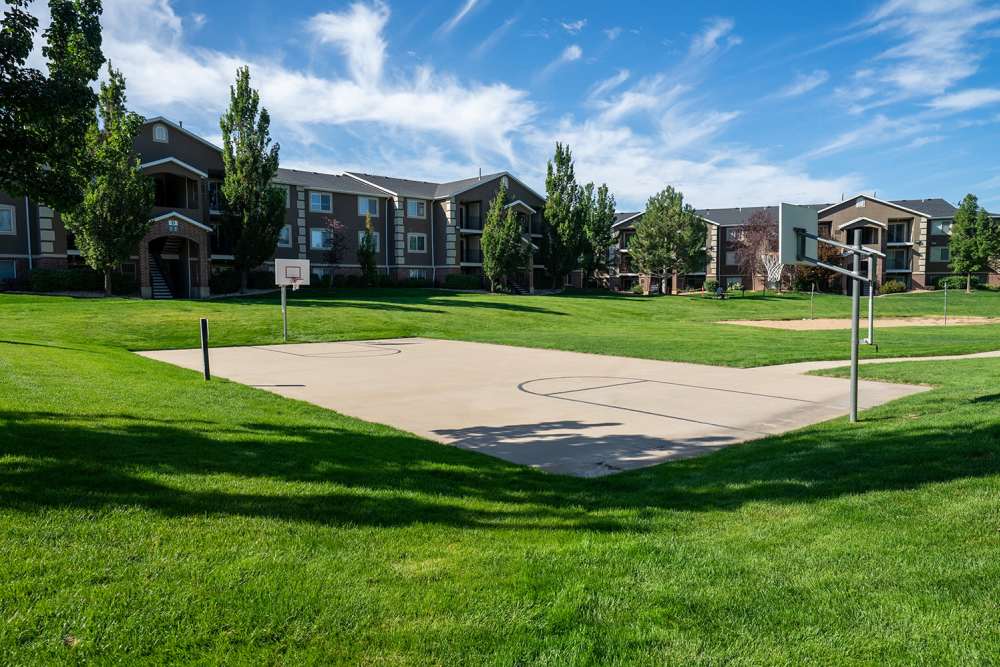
[274,168,387,197]
[345,171,512,199]
[889,198,957,218]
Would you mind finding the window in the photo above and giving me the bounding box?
[818,222,832,239]
[153,124,168,143]
[357,230,380,252]
[0,259,15,280]
[887,248,910,271]
[310,192,332,213]
[846,227,878,245]
[930,245,950,263]
[153,174,198,209]
[726,276,743,287]
[358,196,378,217]
[931,221,953,236]
[465,201,482,229]
[208,181,223,213]
[855,198,866,208]
[407,233,427,253]
[725,250,738,266]
[310,228,332,249]
[501,175,509,188]
[0,205,15,234]
[278,224,292,247]
[408,268,428,280]
[887,220,911,244]
[406,199,426,218]
[279,185,290,209]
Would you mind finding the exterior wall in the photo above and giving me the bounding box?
[300,190,393,275]
[138,217,210,298]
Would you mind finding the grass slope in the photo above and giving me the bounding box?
[1,290,999,663]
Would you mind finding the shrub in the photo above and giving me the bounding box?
[397,278,433,288]
[726,281,743,293]
[704,279,718,293]
[248,270,275,290]
[209,269,241,295]
[630,284,644,294]
[880,279,907,294]
[25,268,136,295]
[937,275,981,290]
[444,273,481,290]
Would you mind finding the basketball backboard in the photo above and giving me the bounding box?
[275,259,311,287]
[778,203,818,266]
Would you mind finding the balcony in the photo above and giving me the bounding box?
[462,216,483,232]
[462,248,483,264]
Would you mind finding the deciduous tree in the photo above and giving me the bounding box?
[481,181,528,292]
[357,214,378,285]
[541,143,584,287]
[630,186,708,294]
[220,66,284,293]
[734,209,780,293]
[950,193,998,293]
[0,0,104,210]
[581,182,616,285]
[61,66,153,295]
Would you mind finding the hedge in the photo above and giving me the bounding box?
[880,279,907,294]
[5,268,137,295]
[443,273,481,290]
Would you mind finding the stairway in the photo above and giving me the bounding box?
[508,279,527,295]
[150,256,174,299]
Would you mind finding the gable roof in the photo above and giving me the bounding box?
[140,157,209,179]
[612,212,643,230]
[273,168,388,197]
[888,198,957,219]
[817,194,934,218]
[344,170,545,202]
[144,116,222,153]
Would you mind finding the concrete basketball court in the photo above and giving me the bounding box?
[140,338,928,477]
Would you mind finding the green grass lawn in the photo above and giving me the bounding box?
[1,289,999,664]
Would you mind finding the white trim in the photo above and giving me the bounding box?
[0,204,16,235]
[818,194,930,218]
[150,211,212,232]
[143,116,223,153]
[504,200,537,214]
[342,173,398,196]
[837,216,888,231]
[211,254,235,260]
[140,157,209,179]
[309,191,333,213]
[885,269,913,274]
[407,232,427,253]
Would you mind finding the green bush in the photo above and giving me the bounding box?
[444,273,481,290]
[726,281,743,293]
[209,269,240,295]
[880,279,907,294]
[630,284,644,295]
[27,268,136,295]
[704,279,719,294]
[937,275,980,290]
[248,270,275,290]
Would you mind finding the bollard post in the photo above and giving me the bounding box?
[200,318,210,381]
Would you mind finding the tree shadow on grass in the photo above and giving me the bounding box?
[2,387,999,532]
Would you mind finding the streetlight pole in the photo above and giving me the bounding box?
[849,229,861,423]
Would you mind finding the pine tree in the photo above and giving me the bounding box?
[950,194,994,293]
[541,143,584,287]
[481,181,528,292]
[62,66,154,296]
[219,66,284,293]
[629,186,708,294]
[0,0,104,210]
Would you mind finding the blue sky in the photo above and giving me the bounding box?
[44,0,1000,208]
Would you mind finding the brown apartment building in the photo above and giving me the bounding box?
[0,117,548,298]
[611,194,999,293]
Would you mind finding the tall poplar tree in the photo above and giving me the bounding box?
[581,182,616,284]
[630,186,708,294]
[481,181,528,292]
[62,66,153,295]
[0,0,104,210]
[541,143,584,287]
[950,194,998,293]
[219,66,284,292]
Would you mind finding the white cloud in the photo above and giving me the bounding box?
[806,114,933,158]
[308,2,389,82]
[776,70,829,98]
[929,87,1000,112]
[588,69,630,101]
[689,18,740,58]
[560,19,587,34]
[440,0,482,34]
[536,45,582,81]
[604,27,623,40]
[474,16,518,57]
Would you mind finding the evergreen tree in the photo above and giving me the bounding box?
[357,214,378,285]
[219,66,284,293]
[61,66,153,296]
[629,186,708,294]
[0,0,104,210]
[481,181,528,292]
[581,182,616,284]
[950,193,996,293]
[541,143,584,287]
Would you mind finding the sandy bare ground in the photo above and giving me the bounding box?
[721,316,1000,331]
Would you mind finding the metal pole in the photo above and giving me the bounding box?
[281,285,288,342]
[849,230,861,423]
[810,283,815,319]
[867,254,875,345]
[944,282,948,326]
[200,318,210,381]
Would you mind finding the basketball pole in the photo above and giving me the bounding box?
[281,284,288,342]
[849,229,861,423]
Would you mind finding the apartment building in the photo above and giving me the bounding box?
[611,194,997,292]
[0,117,546,298]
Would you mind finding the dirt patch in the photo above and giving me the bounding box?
[721,316,1000,331]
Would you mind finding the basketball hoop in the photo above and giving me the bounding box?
[274,259,311,342]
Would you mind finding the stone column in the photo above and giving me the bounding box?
[394,196,405,275]
[296,188,307,260]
